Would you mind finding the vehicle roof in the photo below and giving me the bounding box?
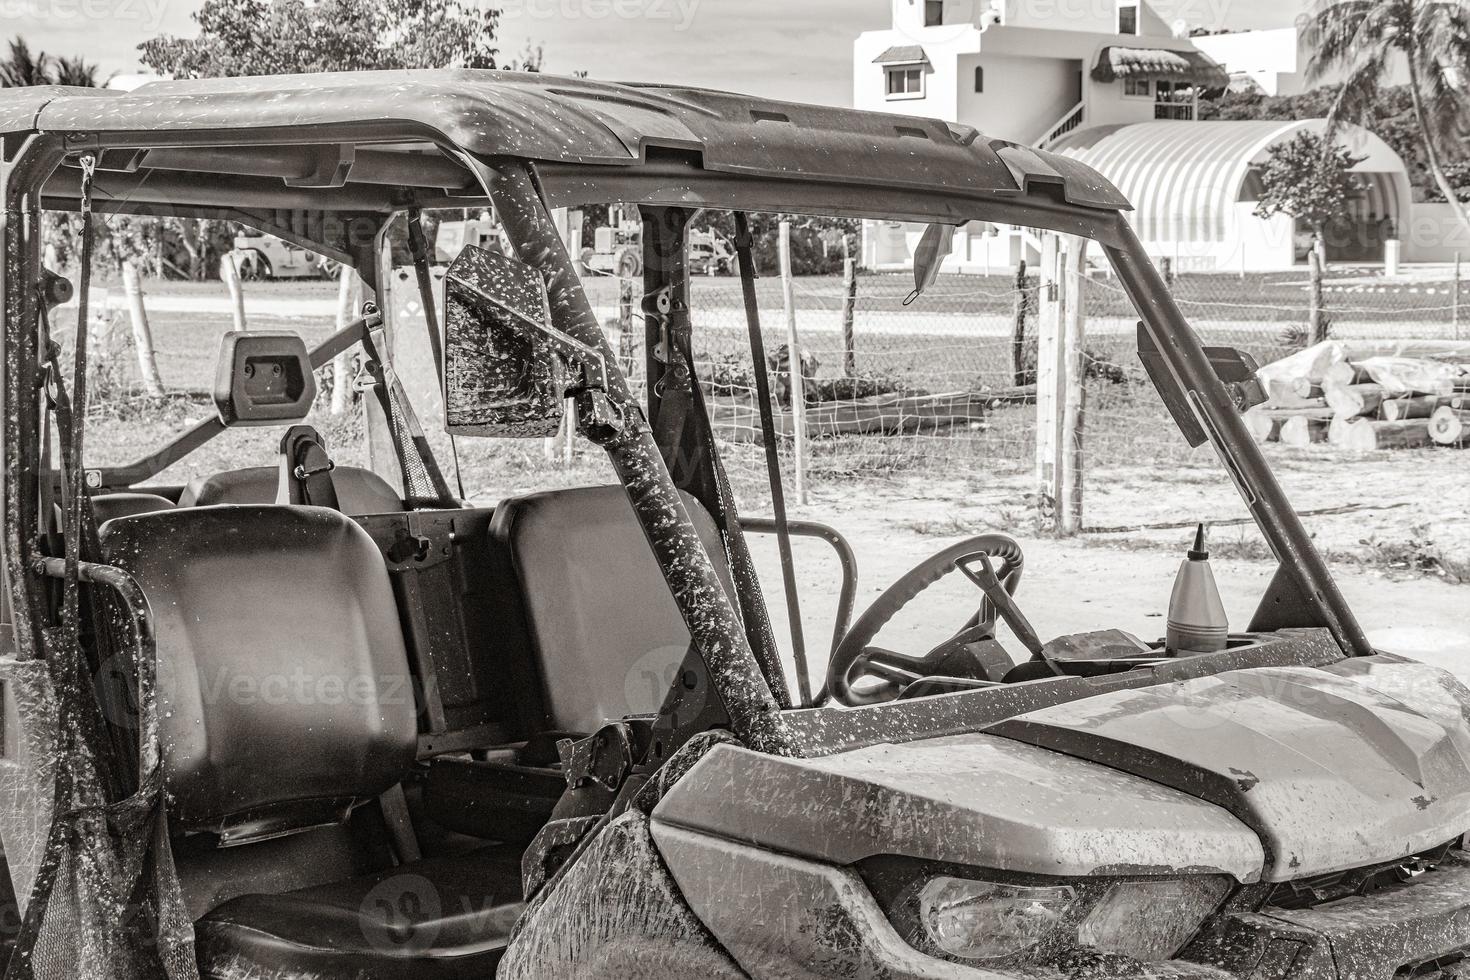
[3,71,1129,226]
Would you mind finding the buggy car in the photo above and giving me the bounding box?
[0,70,1467,980]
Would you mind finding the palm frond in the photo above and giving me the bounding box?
[1324,49,1389,136]
[49,55,101,87]
[1304,0,1384,81]
[1408,0,1470,145]
[0,36,51,88]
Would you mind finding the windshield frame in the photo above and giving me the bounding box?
[2,127,1372,760]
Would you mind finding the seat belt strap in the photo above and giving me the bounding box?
[279,426,341,511]
[406,210,466,500]
[733,214,811,705]
[62,157,99,640]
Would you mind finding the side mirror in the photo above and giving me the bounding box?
[213,331,316,426]
[1137,323,1265,448]
[442,244,567,438]
[443,245,616,439]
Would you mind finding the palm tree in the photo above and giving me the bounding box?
[50,54,103,88]
[0,37,52,87]
[1306,0,1470,231]
[0,37,106,88]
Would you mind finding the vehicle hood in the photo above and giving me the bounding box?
[652,656,1470,883]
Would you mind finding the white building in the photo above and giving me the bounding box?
[854,0,1223,147]
[854,0,1422,272]
[855,0,1231,272]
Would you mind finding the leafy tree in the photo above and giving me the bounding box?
[1304,0,1470,233]
[1201,84,1470,205]
[1253,132,1366,250]
[140,0,551,278]
[140,0,504,78]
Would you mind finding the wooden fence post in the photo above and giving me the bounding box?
[1034,235,1086,535]
[1454,251,1462,341]
[121,261,165,399]
[331,263,361,414]
[220,251,247,332]
[841,256,858,377]
[1011,259,1029,386]
[1060,240,1088,535]
[1308,249,1327,344]
[780,220,807,505]
[617,276,637,372]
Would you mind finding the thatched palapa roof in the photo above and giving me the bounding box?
[1091,46,1230,88]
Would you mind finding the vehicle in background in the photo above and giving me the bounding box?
[434,214,506,263]
[585,216,734,279]
[230,231,339,279]
[687,228,735,275]
[584,210,644,279]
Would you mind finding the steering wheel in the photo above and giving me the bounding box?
[825,534,1025,706]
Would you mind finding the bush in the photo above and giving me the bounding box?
[703,353,755,398]
[1006,340,1131,388]
[811,373,914,402]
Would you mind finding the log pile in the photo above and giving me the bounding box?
[1245,340,1470,451]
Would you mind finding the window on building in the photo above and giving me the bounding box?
[886,66,926,99]
[1117,2,1139,34]
[926,0,944,26]
[1124,77,1151,97]
[974,65,985,92]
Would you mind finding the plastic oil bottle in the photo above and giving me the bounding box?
[1166,524,1229,656]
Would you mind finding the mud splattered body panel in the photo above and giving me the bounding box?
[652,736,1265,880]
[988,657,1470,882]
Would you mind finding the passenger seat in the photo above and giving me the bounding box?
[179,465,405,516]
[99,505,523,978]
[487,485,736,734]
[89,491,175,524]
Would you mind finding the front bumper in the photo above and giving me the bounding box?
[652,822,1470,980]
[1187,853,1470,980]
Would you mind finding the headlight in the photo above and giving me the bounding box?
[1077,877,1233,960]
[918,877,1076,960]
[865,858,1234,968]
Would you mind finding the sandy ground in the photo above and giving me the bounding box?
[746,479,1470,694]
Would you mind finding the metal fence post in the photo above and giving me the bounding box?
[780,220,807,505]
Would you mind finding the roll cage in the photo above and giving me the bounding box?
[0,70,1371,760]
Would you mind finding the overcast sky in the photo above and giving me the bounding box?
[15,0,1300,105]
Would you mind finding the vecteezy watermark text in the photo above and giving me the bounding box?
[0,0,172,31]
[496,0,701,32]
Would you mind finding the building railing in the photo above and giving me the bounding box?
[1154,101,1196,121]
[1036,99,1086,148]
